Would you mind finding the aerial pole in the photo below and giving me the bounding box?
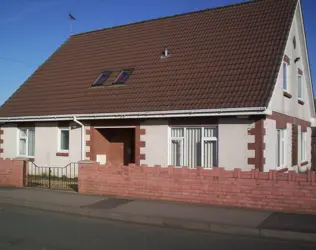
[69,13,76,36]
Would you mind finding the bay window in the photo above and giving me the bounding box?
[170,127,217,168]
[19,128,35,157]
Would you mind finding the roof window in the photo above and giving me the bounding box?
[113,69,133,84]
[92,71,112,87]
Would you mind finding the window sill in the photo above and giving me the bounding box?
[277,167,288,173]
[300,161,308,166]
[283,91,292,99]
[298,99,304,105]
[56,152,69,157]
[16,156,35,161]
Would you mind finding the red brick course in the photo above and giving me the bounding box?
[79,163,316,214]
[56,152,69,157]
[0,129,3,156]
[0,158,25,187]
[268,111,311,130]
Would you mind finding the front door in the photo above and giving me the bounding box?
[100,128,135,166]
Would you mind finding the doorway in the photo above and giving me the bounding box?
[93,128,135,166]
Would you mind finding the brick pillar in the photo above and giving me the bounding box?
[0,128,3,157]
[135,126,146,165]
[248,118,265,172]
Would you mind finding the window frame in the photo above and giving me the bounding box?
[113,69,133,85]
[169,126,218,169]
[18,127,35,158]
[276,129,286,169]
[300,131,307,162]
[58,127,70,153]
[283,62,289,91]
[91,71,112,87]
[298,74,303,99]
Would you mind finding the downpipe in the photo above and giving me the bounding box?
[73,116,85,161]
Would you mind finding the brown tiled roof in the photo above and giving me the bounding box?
[0,0,297,117]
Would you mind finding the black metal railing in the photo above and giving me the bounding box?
[26,161,78,192]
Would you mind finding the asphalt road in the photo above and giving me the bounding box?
[0,204,315,250]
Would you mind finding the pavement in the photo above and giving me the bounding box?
[0,186,316,243]
[2,204,316,250]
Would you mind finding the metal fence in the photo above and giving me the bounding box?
[26,161,78,192]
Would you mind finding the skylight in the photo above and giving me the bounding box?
[113,69,133,84]
[92,71,111,86]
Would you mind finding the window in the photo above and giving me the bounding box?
[301,131,307,162]
[298,74,302,99]
[58,128,69,152]
[276,129,286,168]
[293,36,296,49]
[92,71,111,86]
[19,128,35,157]
[113,69,133,84]
[283,62,288,90]
[170,127,217,168]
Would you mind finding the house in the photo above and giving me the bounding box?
[0,0,314,173]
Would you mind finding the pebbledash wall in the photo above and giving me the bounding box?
[84,117,256,171]
[0,115,312,173]
[262,4,314,173]
[0,122,81,167]
[78,162,316,214]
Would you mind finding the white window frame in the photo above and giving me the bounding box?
[169,126,218,169]
[283,62,289,91]
[170,137,184,167]
[276,129,286,169]
[298,74,303,99]
[58,127,70,153]
[300,131,307,162]
[18,127,35,158]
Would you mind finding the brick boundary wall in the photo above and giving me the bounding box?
[0,158,25,187]
[79,162,316,214]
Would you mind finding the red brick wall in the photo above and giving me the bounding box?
[0,158,25,187]
[79,162,316,214]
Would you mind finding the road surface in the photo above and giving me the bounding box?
[0,203,315,250]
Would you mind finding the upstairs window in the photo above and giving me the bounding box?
[283,62,288,90]
[113,69,133,85]
[92,71,112,87]
[298,74,302,99]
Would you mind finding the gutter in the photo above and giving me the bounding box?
[73,117,85,161]
[0,107,267,122]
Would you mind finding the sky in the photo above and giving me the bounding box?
[0,0,315,106]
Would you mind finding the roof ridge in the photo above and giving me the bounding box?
[71,0,255,38]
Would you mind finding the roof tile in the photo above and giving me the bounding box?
[0,0,297,117]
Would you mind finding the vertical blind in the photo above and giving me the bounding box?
[170,127,217,168]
